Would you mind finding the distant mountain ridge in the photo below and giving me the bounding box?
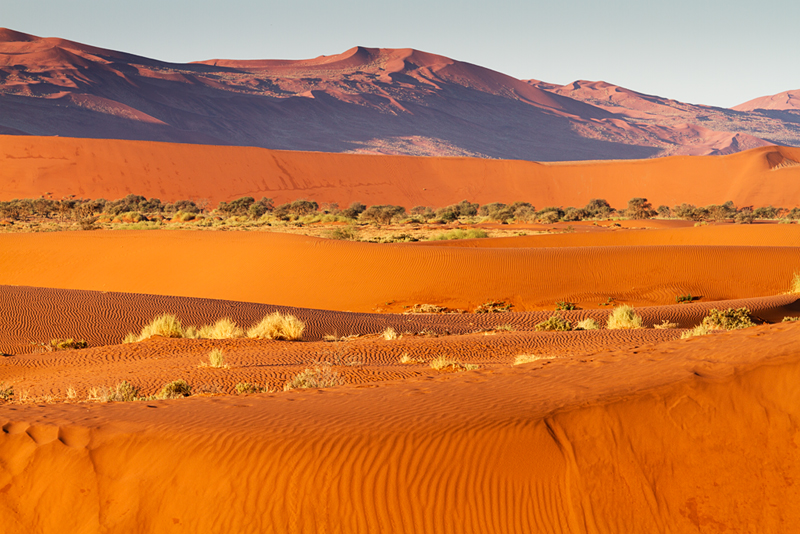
[1,28,798,161]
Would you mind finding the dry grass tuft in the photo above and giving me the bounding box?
[430,356,478,372]
[789,273,800,294]
[125,313,185,343]
[514,354,557,365]
[284,365,344,391]
[199,348,229,369]
[535,315,572,331]
[197,318,243,339]
[247,312,306,341]
[235,382,263,394]
[49,338,88,351]
[681,324,713,339]
[157,380,192,399]
[383,327,400,340]
[654,320,679,329]
[574,318,599,331]
[606,305,643,329]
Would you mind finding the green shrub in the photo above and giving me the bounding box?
[701,308,755,330]
[675,294,694,304]
[475,300,513,313]
[555,301,577,311]
[535,315,572,331]
[109,381,139,402]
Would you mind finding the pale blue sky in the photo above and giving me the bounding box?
[4,0,798,108]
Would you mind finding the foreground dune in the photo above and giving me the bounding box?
[2,135,800,208]
[1,229,799,313]
[1,322,799,532]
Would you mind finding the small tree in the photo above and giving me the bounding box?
[625,198,655,219]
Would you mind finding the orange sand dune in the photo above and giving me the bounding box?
[1,322,800,531]
[2,284,797,358]
[3,135,800,208]
[1,231,799,313]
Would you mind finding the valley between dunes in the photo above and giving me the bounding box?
[3,138,800,531]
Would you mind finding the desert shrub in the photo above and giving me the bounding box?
[786,208,800,220]
[681,324,713,339]
[405,304,447,314]
[326,225,359,240]
[284,365,343,390]
[606,305,643,329]
[707,202,735,222]
[537,207,564,224]
[754,206,779,219]
[701,308,755,330]
[360,205,406,225]
[673,203,705,221]
[165,199,200,214]
[108,381,139,402]
[734,208,755,224]
[0,383,14,401]
[574,318,600,330]
[273,199,318,220]
[625,198,656,219]
[514,354,557,365]
[197,318,243,339]
[494,324,514,331]
[430,357,478,371]
[656,205,672,218]
[782,316,800,322]
[654,320,678,329]
[789,273,800,294]
[584,198,613,218]
[171,211,198,222]
[217,196,255,217]
[50,338,88,351]
[341,202,367,219]
[675,294,694,304]
[383,327,399,340]
[431,229,488,240]
[535,315,572,331]
[475,300,513,313]
[235,382,262,394]
[562,207,588,221]
[247,312,305,340]
[157,380,192,399]
[199,349,229,369]
[248,197,274,218]
[128,314,186,342]
[555,301,577,311]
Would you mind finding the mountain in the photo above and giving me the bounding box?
[1,28,799,161]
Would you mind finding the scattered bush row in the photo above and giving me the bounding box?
[3,194,798,226]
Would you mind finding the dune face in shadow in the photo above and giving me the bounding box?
[1,28,799,160]
[2,135,800,208]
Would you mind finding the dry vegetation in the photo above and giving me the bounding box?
[124,313,305,343]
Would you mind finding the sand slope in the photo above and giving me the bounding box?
[3,135,800,208]
[1,230,800,313]
[1,322,799,532]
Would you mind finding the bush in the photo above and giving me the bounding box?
[430,357,478,371]
[197,318,243,339]
[555,301,577,311]
[109,381,139,402]
[0,383,14,401]
[127,314,186,342]
[50,338,88,351]
[360,205,406,225]
[235,382,262,394]
[284,365,343,390]
[475,300,513,313]
[789,273,800,294]
[625,198,656,219]
[535,315,572,331]
[675,294,694,304]
[701,308,755,330]
[247,312,305,340]
[157,380,192,399]
[199,349,229,369]
[217,196,255,217]
[431,229,488,240]
[574,318,599,330]
[606,305,643,329]
[326,225,359,240]
[585,199,614,219]
[734,208,755,224]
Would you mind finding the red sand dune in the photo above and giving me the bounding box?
[1,229,799,313]
[734,89,800,111]
[3,135,800,208]
[1,322,800,531]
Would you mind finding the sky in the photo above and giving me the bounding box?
[4,0,798,108]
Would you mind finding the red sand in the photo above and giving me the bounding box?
[2,135,800,209]
[1,322,800,531]
[1,229,799,313]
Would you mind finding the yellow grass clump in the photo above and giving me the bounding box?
[199,348,229,369]
[606,305,643,330]
[198,318,243,339]
[789,273,800,294]
[124,313,186,343]
[430,356,479,372]
[247,312,305,341]
[574,318,599,331]
[383,327,399,340]
[681,324,713,339]
[284,365,343,390]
